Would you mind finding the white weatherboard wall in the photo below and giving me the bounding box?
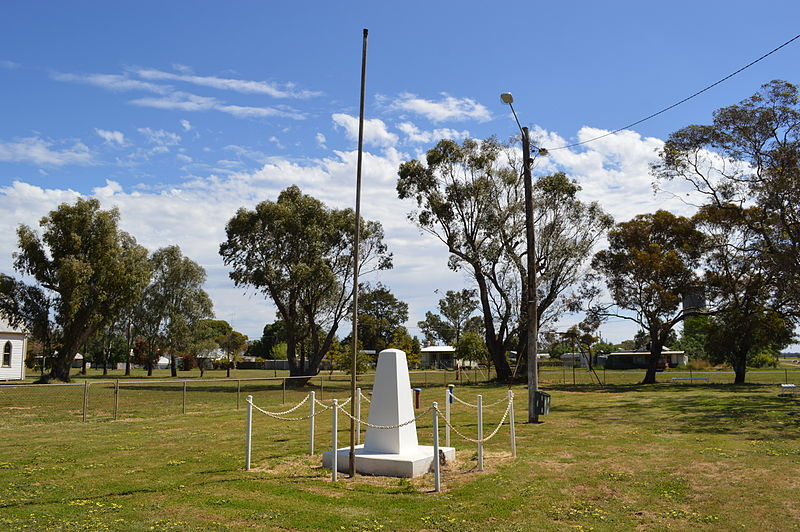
[323,348,455,477]
[0,317,26,381]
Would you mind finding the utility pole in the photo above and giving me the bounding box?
[521,126,540,424]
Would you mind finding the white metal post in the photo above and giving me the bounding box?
[477,394,484,471]
[356,387,362,445]
[446,384,453,447]
[331,399,338,481]
[82,381,89,422]
[309,391,316,455]
[113,380,119,421]
[245,395,253,470]
[433,401,441,492]
[509,390,516,458]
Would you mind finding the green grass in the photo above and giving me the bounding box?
[1,379,799,530]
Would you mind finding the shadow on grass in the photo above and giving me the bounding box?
[545,382,800,439]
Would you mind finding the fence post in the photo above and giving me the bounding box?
[113,380,119,421]
[508,390,516,458]
[331,399,338,481]
[182,381,187,414]
[82,381,89,422]
[356,387,362,445]
[245,395,253,470]
[282,378,286,404]
[433,401,441,493]
[446,384,453,447]
[477,394,483,471]
[310,391,316,455]
[237,379,241,410]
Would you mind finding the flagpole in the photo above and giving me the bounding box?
[349,27,368,478]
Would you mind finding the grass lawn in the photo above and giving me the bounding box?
[1,379,798,531]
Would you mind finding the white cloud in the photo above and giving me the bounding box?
[95,129,126,146]
[332,113,398,148]
[391,93,492,122]
[53,72,169,94]
[130,91,306,120]
[0,137,92,166]
[54,70,307,121]
[316,132,327,149]
[133,67,321,99]
[180,119,192,131]
[0,126,710,342]
[137,127,181,146]
[397,122,469,143]
[0,60,19,69]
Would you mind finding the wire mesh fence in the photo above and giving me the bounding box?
[2,366,795,426]
[0,369,497,426]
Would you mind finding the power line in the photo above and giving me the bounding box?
[547,32,800,151]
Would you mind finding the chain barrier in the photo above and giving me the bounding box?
[247,393,356,422]
[436,398,512,443]
[359,390,371,403]
[450,392,507,409]
[338,404,434,430]
[314,396,352,408]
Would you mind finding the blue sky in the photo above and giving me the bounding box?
[1,1,799,345]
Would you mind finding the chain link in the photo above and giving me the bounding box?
[250,400,321,422]
[435,399,511,443]
[338,404,434,429]
[359,390,371,404]
[450,392,507,409]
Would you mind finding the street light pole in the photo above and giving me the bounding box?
[521,125,540,424]
[500,93,542,424]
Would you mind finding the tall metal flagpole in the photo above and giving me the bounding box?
[349,28,368,478]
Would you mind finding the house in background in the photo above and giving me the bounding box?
[419,345,480,369]
[0,316,27,381]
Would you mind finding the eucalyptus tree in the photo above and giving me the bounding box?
[1,199,150,381]
[693,204,795,383]
[398,138,612,380]
[417,289,478,345]
[591,210,705,384]
[653,79,800,318]
[220,185,391,380]
[137,245,213,377]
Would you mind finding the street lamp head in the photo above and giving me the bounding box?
[500,92,514,104]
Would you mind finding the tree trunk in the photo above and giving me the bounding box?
[226,361,231,378]
[170,354,177,377]
[125,356,131,376]
[733,351,747,384]
[50,361,71,382]
[642,339,663,384]
[473,273,512,381]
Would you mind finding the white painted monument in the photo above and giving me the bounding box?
[322,348,455,477]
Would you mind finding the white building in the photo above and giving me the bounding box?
[0,316,27,381]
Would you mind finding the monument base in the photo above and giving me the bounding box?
[322,444,456,478]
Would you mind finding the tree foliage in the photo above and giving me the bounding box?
[417,289,478,346]
[591,210,704,383]
[220,185,391,379]
[135,246,213,377]
[398,138,612,381]
[1,199,150,381]
[653,79,800,318]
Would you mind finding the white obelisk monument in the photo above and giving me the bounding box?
[323,348,455,477]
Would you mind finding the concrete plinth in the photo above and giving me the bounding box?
[321,348,456,478]
[323,444,456,478]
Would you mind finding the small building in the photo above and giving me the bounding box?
[0,316,27,381]
[419,345,478,369]
[559,352,591,368]
[603,350,686,370]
